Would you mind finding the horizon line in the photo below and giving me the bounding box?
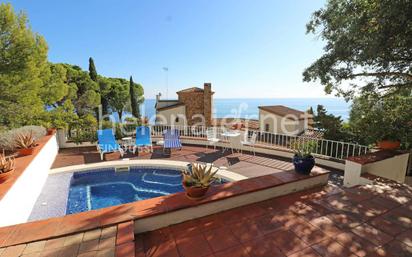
[143,96,347,100]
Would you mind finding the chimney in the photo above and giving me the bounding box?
[156,93,162,102]
[203,83,212,126]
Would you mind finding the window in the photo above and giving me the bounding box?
[175,117,179,123]
[265,124,270,132]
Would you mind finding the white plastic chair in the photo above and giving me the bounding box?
[206,128,220,150]
[228,133,242,154]
[241,131,258,155]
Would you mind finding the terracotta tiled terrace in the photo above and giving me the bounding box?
[135,180,412,257]
[1,179,411,257]
[0,140,411,257]
[51,145,342,183]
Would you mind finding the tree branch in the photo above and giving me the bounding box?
[378,82,412,89]
[349,72,412,80]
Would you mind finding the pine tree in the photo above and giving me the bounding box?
[107,78,129,121]
[129,76,141,119]
[0,3,49,127]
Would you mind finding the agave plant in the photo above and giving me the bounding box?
[182,163,219,188]
[0,153,15,174]
[14,132,37,149]
[0,126,45,150]
[290,139,318,158]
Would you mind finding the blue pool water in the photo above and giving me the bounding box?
[66,167,226,214]
[67,167,185,214]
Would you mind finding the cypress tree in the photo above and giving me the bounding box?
[88,57,109,118]
[88,57,100,120]
[88,57,97,82]
[129,76,141,119]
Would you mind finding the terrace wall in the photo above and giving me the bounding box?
[0,134,59,226]
[343,150,410,187]
[363,153,409,182]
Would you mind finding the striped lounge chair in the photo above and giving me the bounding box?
[163,129,182,153]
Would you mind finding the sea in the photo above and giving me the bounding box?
[134,98,351,122]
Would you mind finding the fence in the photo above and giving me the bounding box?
[66,125,369,161]
[252,130,369,160]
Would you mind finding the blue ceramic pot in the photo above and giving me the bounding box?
[292,155,315,175]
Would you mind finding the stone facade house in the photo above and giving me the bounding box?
[155,83,214,126]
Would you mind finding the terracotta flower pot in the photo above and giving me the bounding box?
[182,182,210,200]
[18,147,36,156]
[377,140,400,150]
[47,128,57,135]
[0,171,13,183]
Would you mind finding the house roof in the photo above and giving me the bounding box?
[212,118,260,130]
[157,99,179,103]
[258,105,312,120]
[176,87,204,93]
[154,100,179,110]
[156,103,185,111]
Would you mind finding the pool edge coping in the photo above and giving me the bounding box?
[0,166,329,248]
[49,159,249,182]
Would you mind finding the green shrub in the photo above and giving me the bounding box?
[0,126,46,150]
[115,123,123,140]
[290,139,318,158]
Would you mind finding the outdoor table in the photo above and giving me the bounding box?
[121,137,133,152]
[221,131,241,153]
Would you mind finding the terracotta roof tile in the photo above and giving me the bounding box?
[177,87,204,93]
[156,103,185,111]
[258,105,312,120]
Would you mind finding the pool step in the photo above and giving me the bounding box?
[115,166,130,172]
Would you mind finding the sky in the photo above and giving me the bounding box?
[7,0,329,99]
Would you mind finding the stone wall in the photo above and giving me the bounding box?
[177,83,213,126]
[203,83,213,126]
[178,91,204,125]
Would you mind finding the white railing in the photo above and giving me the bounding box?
[65,125,370,161]
[150,125,369,161]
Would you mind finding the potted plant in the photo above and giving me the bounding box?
[14,132,38,156]
[41,121,56,135]
[181,163,219,200]
[142,116,149,125]
[376,134,401,150]
[46,127,57,135]
[291,140,317,175]
[350,94,407,151]
[0,153,15,183]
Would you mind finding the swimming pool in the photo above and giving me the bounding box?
[66,166,226,214]
[67,167,182,214]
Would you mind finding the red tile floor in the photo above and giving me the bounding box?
[0,179,411,256]
[135,180,412,257]
[51,145,341,182]
[0,221,135,257]
[1,145,410,256]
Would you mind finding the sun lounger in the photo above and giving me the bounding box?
[163,129,182,152]
[97,129,124,160]
[133,126,153,153]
